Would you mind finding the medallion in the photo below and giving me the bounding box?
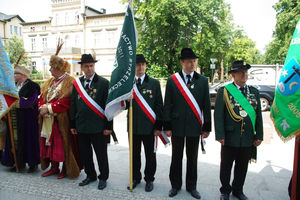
[239,110,248,117]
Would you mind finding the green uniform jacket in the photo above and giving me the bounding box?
[214,84,263,147]
[70,74,113,133]
[128,74,163,135]
[163,71,212,137]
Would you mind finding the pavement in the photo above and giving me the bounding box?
[0,110,294,200]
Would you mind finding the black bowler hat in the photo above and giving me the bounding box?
[78,54,98,64]
[136,54,148,64]
[179,48,199,60]
[228,60,251,73]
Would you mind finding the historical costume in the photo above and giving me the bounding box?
[38,40,82,179]
[2,60,40,173]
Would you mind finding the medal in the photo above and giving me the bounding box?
[239,110,248,117]
[149,95,153,98]
[191,84,194,89]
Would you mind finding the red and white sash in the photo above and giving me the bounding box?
[171,72,203,127]
[132,84,170,152]
[73,78,105,119]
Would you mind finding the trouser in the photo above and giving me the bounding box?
[132,134,156,182]
[220,145,253,194]
[169,135,200,191]
[79,132,109,181]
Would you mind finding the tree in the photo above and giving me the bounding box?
[264,0,300,65]
[4,35,28,66]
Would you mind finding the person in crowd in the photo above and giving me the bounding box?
[38,40,82,179]
[126,54,163,192]
[70,53,112,190]
[163,48,211,199]
[2,61,40,173]
[214,60,263,200]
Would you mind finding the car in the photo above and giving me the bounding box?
[209,81,275,111]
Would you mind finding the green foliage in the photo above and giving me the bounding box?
[4,35,28,65]
[29,71,43,80]
[264,0,300,65]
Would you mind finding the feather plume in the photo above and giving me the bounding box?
[91,49,96,60]
[16,50,25,64]
[55,38,64,55]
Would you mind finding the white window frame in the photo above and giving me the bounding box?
[65,12,69,25]
[31,38,36,51]
[93,32,101,48]
[93,20,100,26]
[107,31,116,46]
[42,25,47,31]
[42,37,47,49]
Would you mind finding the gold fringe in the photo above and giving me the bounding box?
[269,113,300,143]
[0,90,19,99]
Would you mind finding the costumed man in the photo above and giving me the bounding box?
[214,60,263,200]
[70,54,113,190]
[126,54,163,192]
[163,48,211,199]
[2,60,40,173]
[38,40,82,179]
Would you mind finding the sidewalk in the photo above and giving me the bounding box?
[0,111,294,200]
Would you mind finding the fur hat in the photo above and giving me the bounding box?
[14,64,30,76]
[49,39,70,72]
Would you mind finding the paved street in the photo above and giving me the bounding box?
[0,110,294,200]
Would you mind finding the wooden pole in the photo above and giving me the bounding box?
[128,0,134,191]
[7,112,19,172]
[292,137,299,200]
[129,99,133,191]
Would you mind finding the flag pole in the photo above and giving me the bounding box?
[292,137,299,200]
[128,0,134,191]
[129,99,133,191]
[7,112,19,172]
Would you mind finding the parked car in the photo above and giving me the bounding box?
[209,81,275,111]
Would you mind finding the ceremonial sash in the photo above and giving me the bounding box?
[225,83,256,134]
[73,78,105,119]
[171,73,203,127]
[132,84,170,152]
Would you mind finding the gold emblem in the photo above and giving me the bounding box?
[243,61,246,66]
[93,89,97,93]
[149,95,153,98]
[143,90,146,94]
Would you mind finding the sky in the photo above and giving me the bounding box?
[0,0,278,54]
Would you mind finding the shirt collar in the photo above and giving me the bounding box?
[135,74,145,84]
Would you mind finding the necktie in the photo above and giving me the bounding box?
[137,78,141,87]
[85,79,91,90]
[239,87,245,96]
[187,74,191,88]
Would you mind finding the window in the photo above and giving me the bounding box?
[75,12,79,24]
[31,38,36,51]
[42,25,46,31]
[19,27,22,35]
[107,31,116,46]
[93,20,100,26]
[42,37,47,49]
[65,12,69,25]
[32,61,36,71]
[10,25,12,34]
[64,35,70,48]
[93,32,101,47]
[75,35,80,47]
[14,26,18,35]
[30,26,35,32]
[108,19,115,24]
[55,13,60,25]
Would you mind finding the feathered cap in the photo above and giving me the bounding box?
[14,50,30,77]
[49,39,70,72]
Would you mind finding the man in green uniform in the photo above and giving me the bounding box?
[214,60,263,200]
[70,54,113,190]
[163,48,211,199]
[127,54,163,192]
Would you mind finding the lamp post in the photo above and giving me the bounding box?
[210,58,216,83]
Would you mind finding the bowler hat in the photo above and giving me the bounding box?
[136,54,148,64]
[78,54,98,64]
[228,60,251,73]
[179,48,199,60]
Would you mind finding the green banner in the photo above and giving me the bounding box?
[270,18,300,141]
[105,4,138,121]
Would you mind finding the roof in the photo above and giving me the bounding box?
[0,12,25,22]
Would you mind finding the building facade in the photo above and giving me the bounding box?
[21,0,125,77]
[0,12,24,44]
